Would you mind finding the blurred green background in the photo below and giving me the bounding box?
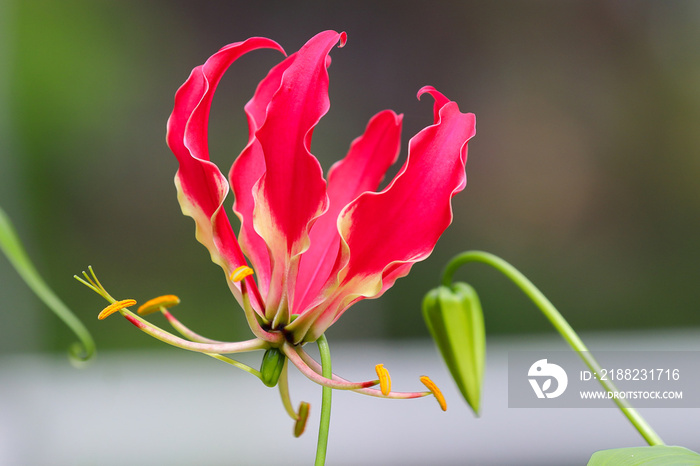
[2,0,700,355]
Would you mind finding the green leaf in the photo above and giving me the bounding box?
[588,446,700,465]
[0,206,95,363]
[423,282,485,415]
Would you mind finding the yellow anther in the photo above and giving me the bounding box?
[375,364,391,396]
[230,265,254,282]
[137,295,181,316]
[98,299,137,320]
[420,376,447,411]
[293,401,310,438]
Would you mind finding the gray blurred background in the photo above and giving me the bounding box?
[3,0,700,352]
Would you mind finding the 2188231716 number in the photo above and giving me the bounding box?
[580,368,680,381]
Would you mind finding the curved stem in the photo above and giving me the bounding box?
[278,359,299,420]
[443,250,664,447]
[0,207,96,363]
[315,334,332,466]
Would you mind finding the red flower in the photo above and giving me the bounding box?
[167,30,475,345]
[82,30,474,422]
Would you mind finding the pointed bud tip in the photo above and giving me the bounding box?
[422,282,485,416]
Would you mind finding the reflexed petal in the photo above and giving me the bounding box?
[289,87,476,342]
[294,110,403,312]
[250,30,347,321]
[166,37,284,308]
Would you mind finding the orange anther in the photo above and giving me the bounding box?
[230,266,254,282]
[420,376,447,411]
[375,364,392,396]
[98,299,137,320]
[137,295,181,316]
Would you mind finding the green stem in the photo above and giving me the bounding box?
[0,207,96,363]
[314,334,332,466]
[443,250,663,447]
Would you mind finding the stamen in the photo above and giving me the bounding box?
[120,310,271,354]
[298,349,430,400]
[293,402,310,438]
[282,343,379,390]
[98,299,137,320]
[375,364,391,396]
[230,265,254,282]
[420,376,447,411]
[138,295,180,316]
[161,310,228,344]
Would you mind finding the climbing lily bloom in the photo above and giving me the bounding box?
[79,30,474,428]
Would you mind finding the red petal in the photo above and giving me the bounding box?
[342,87,474,278]
[290,87,476,342]
[249,31,346,319]
[166,37,284,308]
[294,110,403,313]
[230,56,296,298]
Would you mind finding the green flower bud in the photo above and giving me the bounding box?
[423,282,485,415]
[260,347,286,387]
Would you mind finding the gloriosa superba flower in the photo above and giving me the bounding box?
[79,30,475,434]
